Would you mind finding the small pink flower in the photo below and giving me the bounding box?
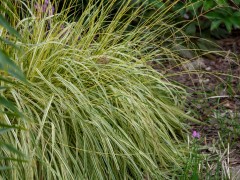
[192,131,200,139]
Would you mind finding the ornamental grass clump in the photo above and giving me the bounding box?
[1,0,194,179]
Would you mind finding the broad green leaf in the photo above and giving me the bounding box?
[229,16,240,27]
[173,2,186,16]
[0,95,22,117]
[233,0,240,5]
[0,49,26,82]
[215,0,228,6]
[0,142,25,156]
[0,15,20,39]
[203,1,215,11]
[210,20,222,31]
[197,39,220,51]
[173,44,194,59]
[185,22,196,35]
[205,12,223,20]
[233,11,240,17]
[0,5,14,20]
[223,18,233,32]
[186,1,203,12]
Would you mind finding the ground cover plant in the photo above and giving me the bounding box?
[0,0,200,179]
[142,0,240,38]
[0,6,28,170]
[1,0,240,179]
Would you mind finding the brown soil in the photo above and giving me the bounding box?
[151,37,240,169]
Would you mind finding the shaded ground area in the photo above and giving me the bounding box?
[151,36,240,177]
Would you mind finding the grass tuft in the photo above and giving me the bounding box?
[0,0,199,179]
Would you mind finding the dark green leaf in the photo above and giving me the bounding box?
[0,95,22,117]
[203,1,215,11]
[185,23,196,35]
[233,11,240,17]
[149,0,164,9]
[233,0,240,5]
[0,15,20,39]
[0,142,25,156]
[186,1,203,12]
[0,37,20,49]
[0,109,23,118]
[215,0,228,6]
[205,12,223,20]
[229,16,240,27]
[173,2,186,16]
[0,123,27,130]
[223,18,233,32]
[210,20,222,31]
[0,76,15,84]
[197,39,220,51]
[0,156,28,162]
[0,49,26,82]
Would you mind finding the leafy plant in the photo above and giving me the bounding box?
[0,0,200,179]
[176,0,240,37]
[131,0,240,38]
[178,134,231,179]
[0,5,27,171]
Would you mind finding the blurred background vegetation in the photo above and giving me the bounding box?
[11,0,240,38]
[53,0,240,38]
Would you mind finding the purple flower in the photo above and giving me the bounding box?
[42,4,47,12]
[34,0,55,15]
[192,131,200,139]
[51,6,55,14]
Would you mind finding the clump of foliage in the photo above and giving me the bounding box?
[149,0,240,38]
[176,0,240,38]
[0,0,198,179]
[112,0,240,38]
[50,0,240,38]
[0,6,27,170]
